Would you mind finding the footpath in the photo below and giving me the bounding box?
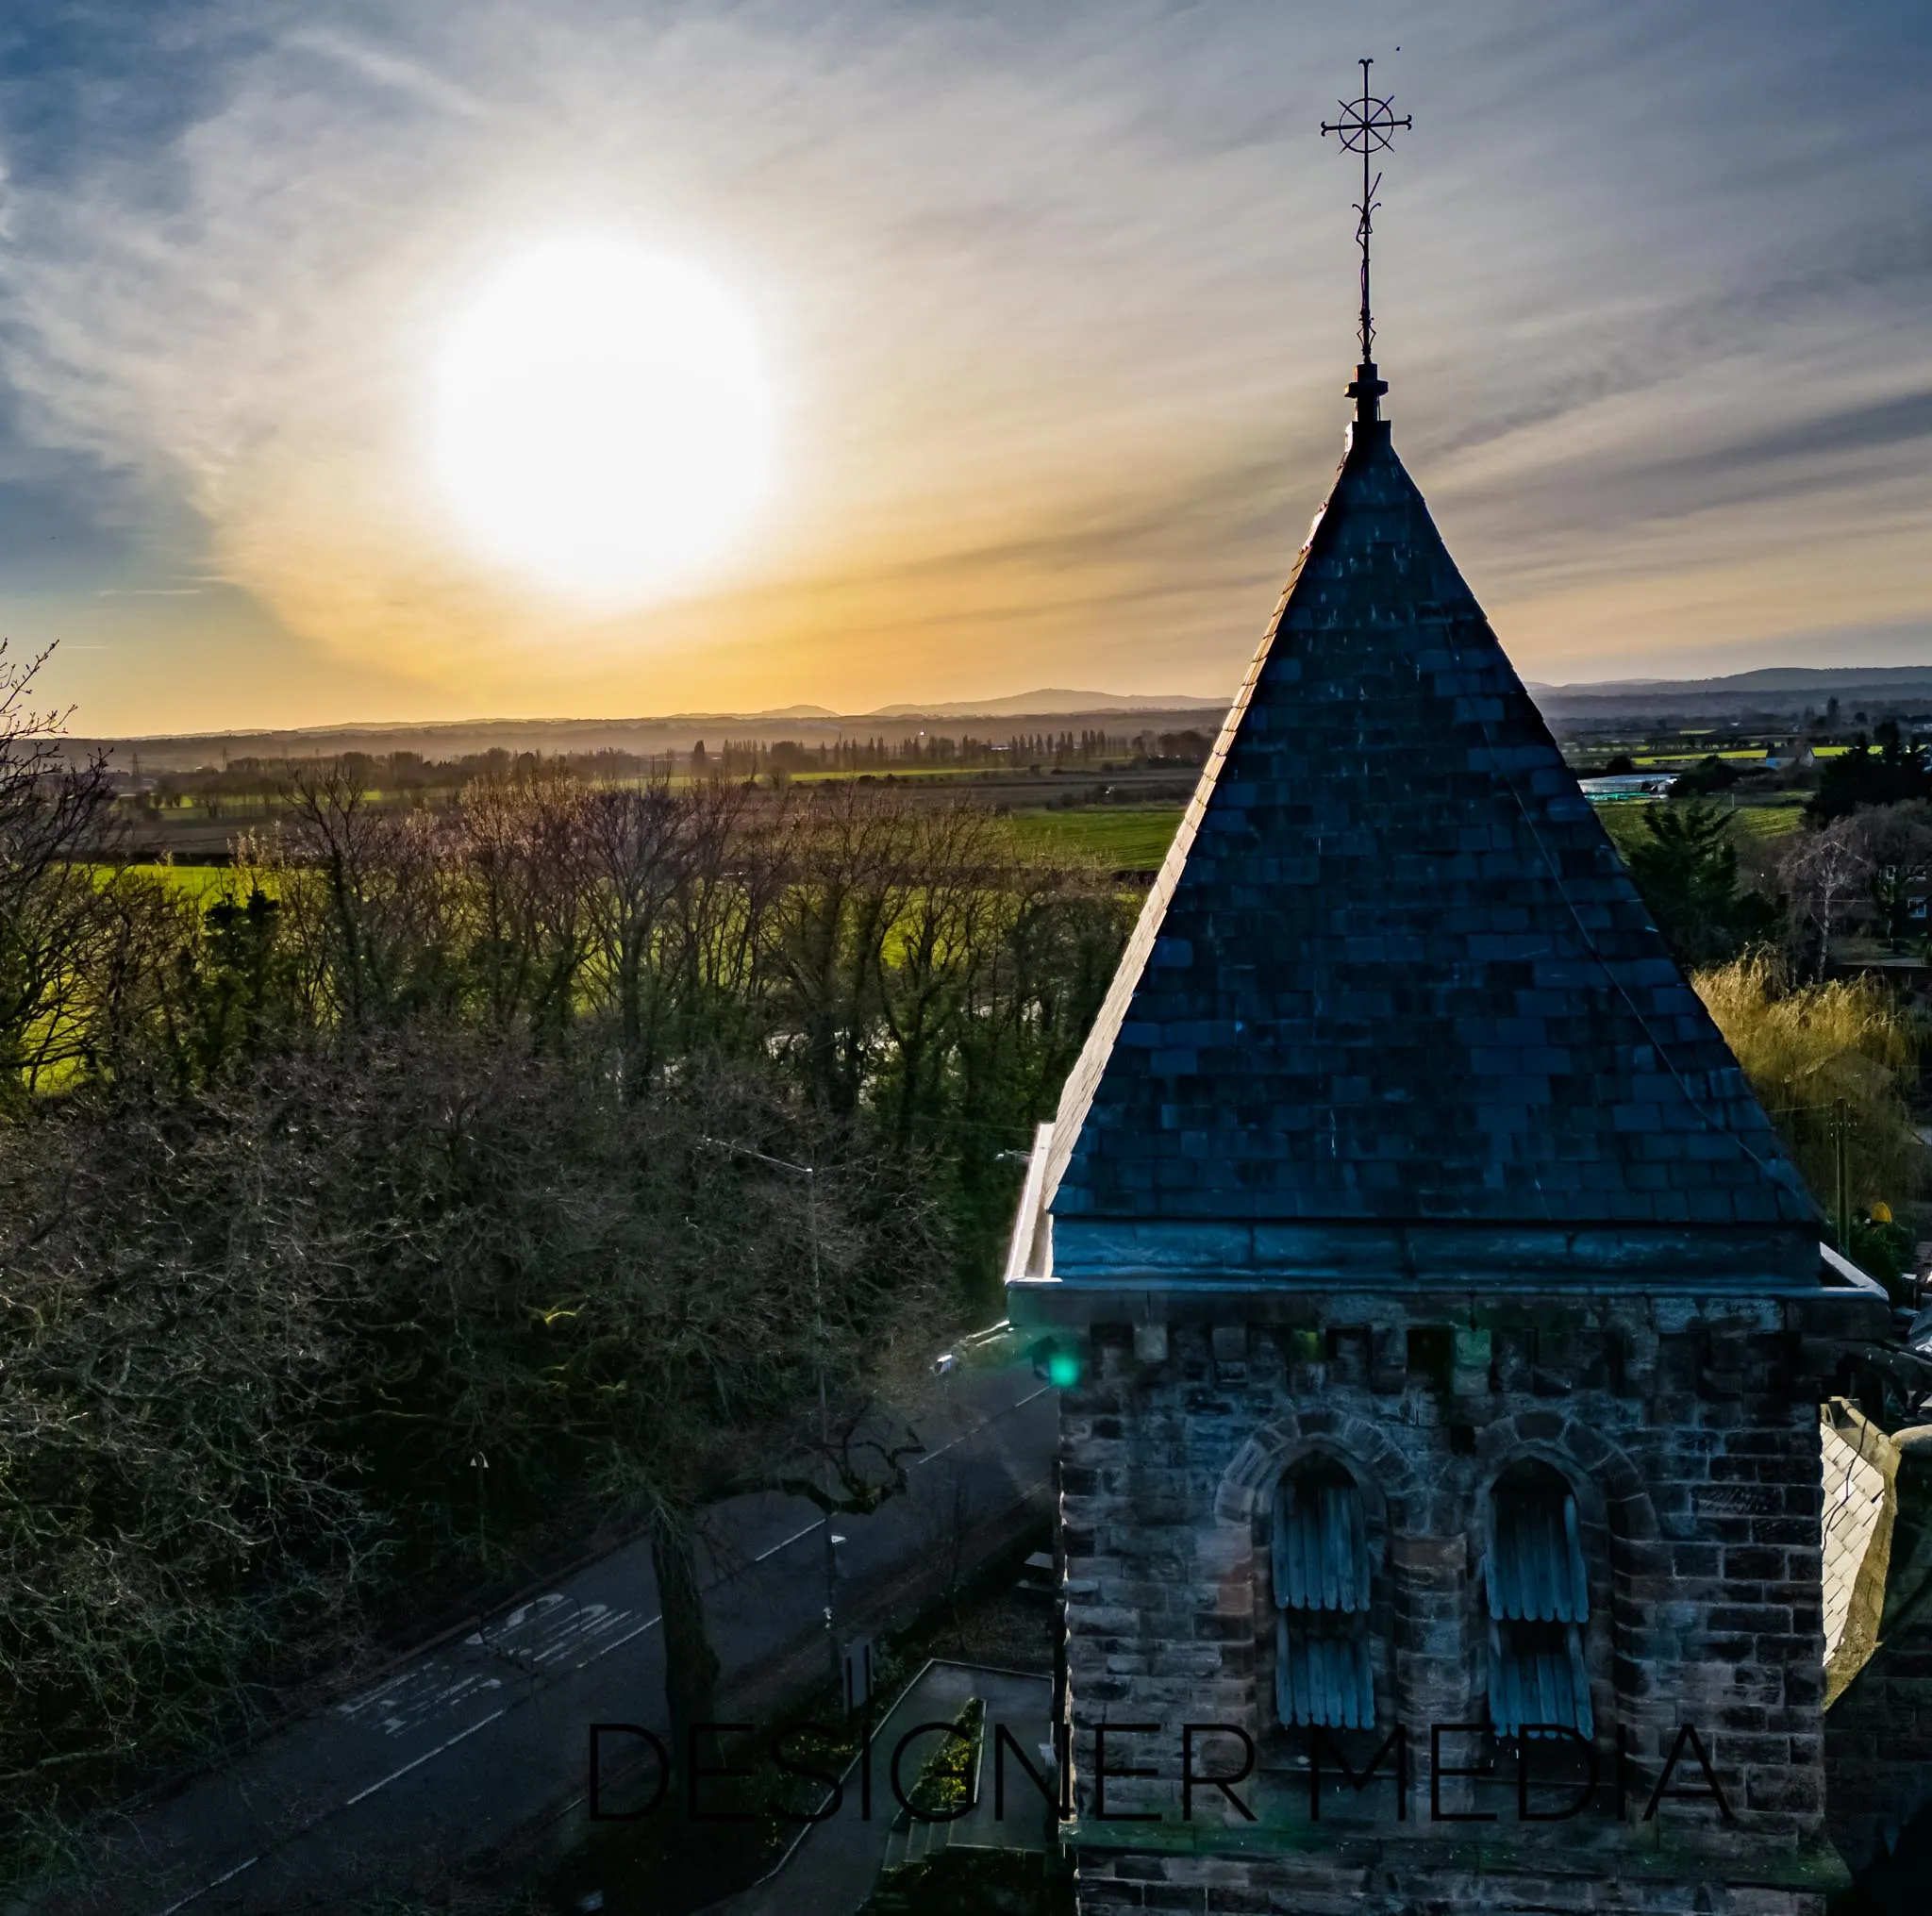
[707,1660,1053,1916]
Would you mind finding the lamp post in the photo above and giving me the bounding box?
[470,1450,489,1558]
[699,1136,840,1691]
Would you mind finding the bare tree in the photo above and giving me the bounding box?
[871,802,1017,1154]
[449,770,594,1041]
[0,641,126,1095]
[1781,817,1871,980]
[763,784,914,1118]
[579,778,691,1086]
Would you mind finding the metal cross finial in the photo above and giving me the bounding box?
[1322,58,1412,417]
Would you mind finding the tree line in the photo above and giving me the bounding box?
[699,725,1209,775]
[133,722,1217,808]
[0,648,1134,1882]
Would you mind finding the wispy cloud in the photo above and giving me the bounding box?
[0,0,1927,726]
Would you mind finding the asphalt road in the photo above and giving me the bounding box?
[27,1370,1055,1916]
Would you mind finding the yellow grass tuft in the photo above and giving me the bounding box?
[1693,953,1924,1216]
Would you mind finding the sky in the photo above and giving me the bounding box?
[0,0,1929,735]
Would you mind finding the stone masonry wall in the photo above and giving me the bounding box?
[1825,1424,1932,1874]
[1055,1291,1843,1915]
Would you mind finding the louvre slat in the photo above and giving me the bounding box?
[1277,1613,1298,1724]
[1347,1631,1374,1727]
[1323,1486,1345,1610]
[1536,1641,1563,1724]
[1560,1495,1589,1623]
[1487,1617,1516,1734]
[1278,1615,1375,1728]
[1490,1614,1591,1738]
[1346,1488,1368,1612]
[1274,1472,1372,1613]
[1514,1503,1541,1619]
[1565,1614,1595,1738]
[1533,1501,1559,1621]
[1533,1504,1557,1621]
[1491,1487,1589,1624]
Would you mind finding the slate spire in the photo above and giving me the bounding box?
[1025,409,1818,1288]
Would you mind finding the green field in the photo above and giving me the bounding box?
[1594,800,1804,862]
[1012,795,1810,875]
[1730,803,1807,841]
[108,791,1810,891]
[87,863,268,906]
[1631,749,1768,766]
[1010,807,1184,872]
[129,862,255,900]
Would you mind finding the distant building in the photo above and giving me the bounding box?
[1006,342,1883,1913]
[1577,772,1676,802]
[1768,741,1818,771]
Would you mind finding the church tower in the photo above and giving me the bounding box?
[1005,62,1884,1916]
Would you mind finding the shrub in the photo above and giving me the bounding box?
[1693,953,1925,1222]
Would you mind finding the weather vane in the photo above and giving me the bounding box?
[1322,58,1411,419]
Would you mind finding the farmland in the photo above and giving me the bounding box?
[1009,805,1183,872]
[1594,797,1804,862]
[108,788,1800,891]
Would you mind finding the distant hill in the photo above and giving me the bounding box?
[1549,665,1932,695]
[1537,663,1932,727]
[868,688,1223,718]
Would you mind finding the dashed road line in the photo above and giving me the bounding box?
[156,1851,259,1915]
[343,1708,508,1808]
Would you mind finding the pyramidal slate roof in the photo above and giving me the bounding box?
[1025,409,1819,1289]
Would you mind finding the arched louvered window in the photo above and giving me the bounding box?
[1486,1462,1592,1740]
[1273,1457,1374,1729]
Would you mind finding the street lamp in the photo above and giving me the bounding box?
[698,1135,841,1692]
[699,1135,826,1439]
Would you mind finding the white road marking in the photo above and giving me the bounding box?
[156,1851,258,1914]
[913,1387,1050,1470]
[337,1665,504,1736]
[752,1516,827,1565]
[343,1707,508,1808]
[586,1612,662,1664]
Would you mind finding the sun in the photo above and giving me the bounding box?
[431,239,774,605]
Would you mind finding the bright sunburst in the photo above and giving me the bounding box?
[431,239,774,606]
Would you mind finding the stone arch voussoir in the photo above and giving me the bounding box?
[1216,1411,1417,1528]
[1474,1411,1658,1542]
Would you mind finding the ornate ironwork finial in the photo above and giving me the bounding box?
[1322,58,1412,420]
